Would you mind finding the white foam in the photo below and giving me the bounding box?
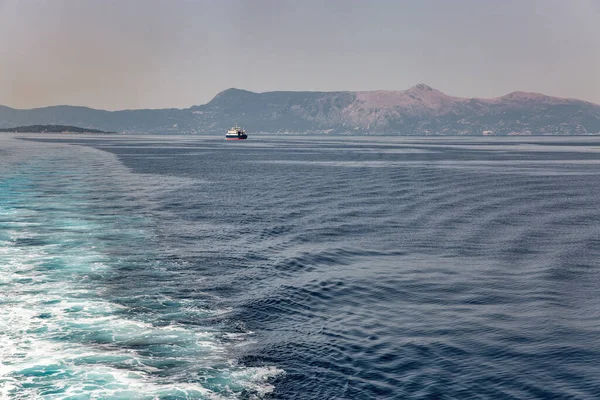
[0,138,283,398]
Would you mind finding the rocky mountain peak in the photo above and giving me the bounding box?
[1,85,599,135]
[407,83,437,93]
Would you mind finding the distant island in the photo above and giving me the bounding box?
[0,125,112,134]
[0,85,599,135]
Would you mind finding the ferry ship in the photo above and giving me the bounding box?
[226,125,248,140]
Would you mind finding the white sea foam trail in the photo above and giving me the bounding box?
[7,134,600,399]
[0,137,281,399]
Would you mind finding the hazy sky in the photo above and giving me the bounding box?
[0,0,598,110]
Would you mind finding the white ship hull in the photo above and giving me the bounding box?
[226,126,247,140]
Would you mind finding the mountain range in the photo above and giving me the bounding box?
[1,84,599,135]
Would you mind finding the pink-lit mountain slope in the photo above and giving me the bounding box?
[1,85,599,135]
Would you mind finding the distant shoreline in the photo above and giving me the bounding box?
[1,86,598,135]
[0,125,113,134]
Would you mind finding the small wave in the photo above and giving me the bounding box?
[0,138,282,399]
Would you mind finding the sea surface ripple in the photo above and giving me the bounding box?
[2,134,600,399]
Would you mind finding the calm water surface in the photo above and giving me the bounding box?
[1,134,600,399]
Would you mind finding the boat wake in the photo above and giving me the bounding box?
[0,137,280,399]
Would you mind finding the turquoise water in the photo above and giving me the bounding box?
[0,137,280,399]
[3,134,600,399]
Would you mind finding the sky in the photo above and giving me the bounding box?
[0,0,598,110]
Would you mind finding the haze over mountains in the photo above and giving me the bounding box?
[1,84,599,135]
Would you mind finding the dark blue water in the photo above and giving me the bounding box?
[2,134,600,399]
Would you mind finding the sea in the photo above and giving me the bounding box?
[1,134,600,399]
